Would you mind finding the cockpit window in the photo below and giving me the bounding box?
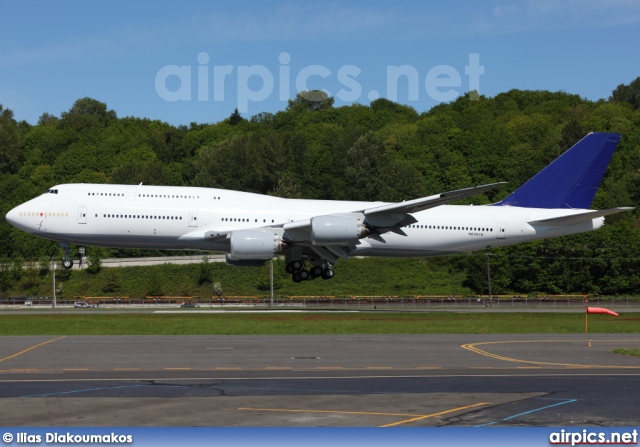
[43,189,59,194]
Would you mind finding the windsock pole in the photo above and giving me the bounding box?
[585,311,588,334]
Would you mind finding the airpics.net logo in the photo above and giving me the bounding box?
[154,52,484,113]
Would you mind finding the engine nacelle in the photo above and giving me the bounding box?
[229,230,283,260]
[310,215,368,245]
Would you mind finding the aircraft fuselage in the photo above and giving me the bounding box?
[6,183,602,256]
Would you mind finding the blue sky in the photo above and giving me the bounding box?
[1,0,639,126]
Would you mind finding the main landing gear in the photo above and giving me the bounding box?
[286,260,335,283]
[60,242,74,269]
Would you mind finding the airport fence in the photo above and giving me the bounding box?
[2,294,640,309]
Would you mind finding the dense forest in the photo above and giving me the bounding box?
[1,77,639,296]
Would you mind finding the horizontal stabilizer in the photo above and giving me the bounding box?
[528,207,634,226]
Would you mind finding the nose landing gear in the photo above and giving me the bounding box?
[59,242,74,269]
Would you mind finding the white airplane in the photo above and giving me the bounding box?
[5,132,633,282]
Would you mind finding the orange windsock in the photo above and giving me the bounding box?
[586,307,619,316]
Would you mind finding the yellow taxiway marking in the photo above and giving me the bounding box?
[366,366,393,370]
[0,336,66,364]
[316,367,344,370]
[240,408,433,418]
[380,402,487,427]
[239,402,488,427]
[462,339,640,369]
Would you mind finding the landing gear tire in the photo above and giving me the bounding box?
[310,266,323,278]
[62,259,73,269]
[286,260,303,273]
[292,272,302,283]
[321,268,335,280]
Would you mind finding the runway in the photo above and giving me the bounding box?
[1,334,639,426]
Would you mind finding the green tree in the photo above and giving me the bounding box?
[198,256,214,285]
[287,90,334,112]
[344,131,424,201]
[558,118,585,151]
[147,268,166,296]
[59,97,117,132]
[30,165,55,191]
[0,260,13,295]
[256,261,283,291]
[610,77,640,109]
[0,104,23,174]
[86,247,108,274]
[37,112,59,126]
[228,108,244,126]
[110,161,174,185]
[370,98,419,128]
[20,262,40,295]
[102,269,121,293]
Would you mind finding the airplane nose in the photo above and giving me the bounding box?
[5,205,30,232]
[5,206,19,227]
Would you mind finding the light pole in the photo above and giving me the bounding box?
[485,252,492,307]
[51,256,57,309]
[269,259,274,307]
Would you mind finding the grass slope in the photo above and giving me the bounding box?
[1,312,638,336]
[16,257,473,299]
[612,348,640,358]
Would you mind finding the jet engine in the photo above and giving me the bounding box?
[229,230,284,260]
[310,215,368,245]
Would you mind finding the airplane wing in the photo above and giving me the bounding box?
[528,207,635,226]
[285,183,506,231]
[360,183,506,216]
[360,182,505,228]
[282,182,506,261]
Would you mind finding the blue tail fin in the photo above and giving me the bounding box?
[494,132,621,209]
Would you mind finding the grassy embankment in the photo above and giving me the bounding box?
[12,257,474,298]
[1,312,638,336]
[612,348,640,358]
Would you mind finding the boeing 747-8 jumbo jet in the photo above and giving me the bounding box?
[5,132,633,282]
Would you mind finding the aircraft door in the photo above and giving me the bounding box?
[78,206,87,224]
[126,186,137,202]
[189,210,198,227]
[497,222,506,239]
